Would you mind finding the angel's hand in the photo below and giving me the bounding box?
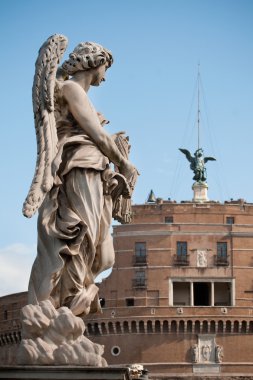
[111,131,126,141]
[119,158,139,186]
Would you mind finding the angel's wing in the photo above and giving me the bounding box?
[22,34,68,218]
[113,133,139,224]
[204,156,216,163]
[179,148,194,163]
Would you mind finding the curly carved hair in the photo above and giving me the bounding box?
[61,41,113,75]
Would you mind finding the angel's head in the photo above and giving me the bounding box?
[61,42,113,77]
[195,148,204,158]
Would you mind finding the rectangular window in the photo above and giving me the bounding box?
[216,242,228,266]
[135,242,146,256]
[217,242,227,258]
[194,282,211,306]
[172,280,232,307]
[226,217,234,224]
[136,271,145,281]
[177,242,187,256]
[133,271,146,288]
[214,282,231,306]
[134,242,147,265]
[126,298,134,307]
[165,216,173,223]
[174,242,189,265]
[173,282,190,306]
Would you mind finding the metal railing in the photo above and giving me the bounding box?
[173,254,190,266]
[214,255,229,266]
[132,278,147,289]
[133,254,148,266]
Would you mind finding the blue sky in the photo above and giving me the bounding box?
[0,0,253,296]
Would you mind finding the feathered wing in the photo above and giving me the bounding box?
[179,148,194,163]
[113,133,139,224]
[204,156,216,163]
[23,34,68,218]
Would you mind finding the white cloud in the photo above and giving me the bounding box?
[0,243,36,297]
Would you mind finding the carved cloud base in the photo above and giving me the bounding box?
[17,300,107,367]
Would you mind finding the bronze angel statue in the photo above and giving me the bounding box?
[179,148,216,183]
[23,35,138,317]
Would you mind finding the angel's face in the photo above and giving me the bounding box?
[91,63,108,87]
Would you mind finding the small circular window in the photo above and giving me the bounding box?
[111,346,121,356]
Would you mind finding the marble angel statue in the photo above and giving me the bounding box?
[22,34,138,317]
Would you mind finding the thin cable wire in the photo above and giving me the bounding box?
[199,76,231,201]
[169,75,198,200]
[170,69,230,203]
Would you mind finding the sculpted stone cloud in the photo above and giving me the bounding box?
[17,300,106,366]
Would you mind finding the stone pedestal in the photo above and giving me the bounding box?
[192,182,208,203]
[0,366,131,380]
[193,363,220,374]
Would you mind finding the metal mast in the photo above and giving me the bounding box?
[197,63,200,151]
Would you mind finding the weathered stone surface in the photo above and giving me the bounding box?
[17,301,106,366]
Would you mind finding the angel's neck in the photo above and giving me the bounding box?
[70,71,92,92]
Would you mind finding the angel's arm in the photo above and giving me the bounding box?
[62,81,135,177]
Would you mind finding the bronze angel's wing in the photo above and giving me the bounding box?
[22,34,68,218]
[204,156,216,163]
[179,148,194,163]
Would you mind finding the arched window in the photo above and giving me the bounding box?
[139,320,145,333]
[163,320,169,333]
[171,320,177,333]
[131,321,137,333]
[123,321,129,333]
[202,320,208,333]
[187,320,192,333]
[147,320,153,333]
[155,320,161,333]
[179,320,184,333]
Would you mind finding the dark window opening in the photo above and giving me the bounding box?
[177,241,187,256]
[173,281,232,307]
[226,217,234,224]
[217,242,227,257]
[99,298,105,308]
[216,242,229,266]
[165,216,173,223]
[126,298,134,307]
[194,282,210,306]
[133,271,146,288]
[4,310,8,320]
[174,242,189,265]
[134,242,147,265]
